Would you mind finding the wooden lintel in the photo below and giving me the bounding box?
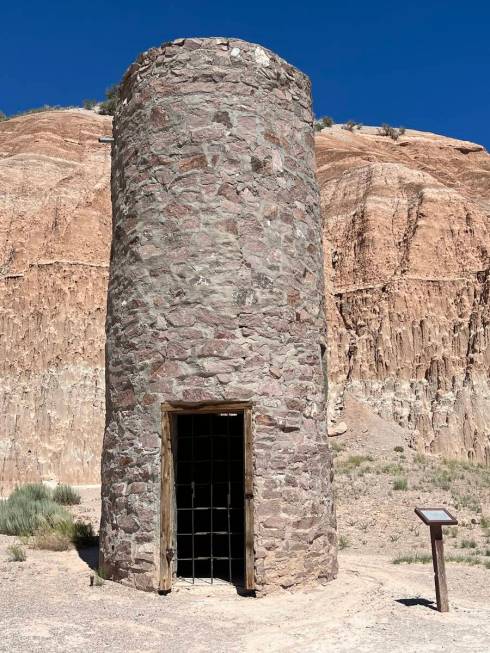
[162,401,252,414]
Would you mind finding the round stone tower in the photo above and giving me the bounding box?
[100,37,337,594]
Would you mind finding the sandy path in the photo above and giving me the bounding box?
[1,537,489,653]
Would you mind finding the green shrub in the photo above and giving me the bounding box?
[6,543,26,562]
[0,484,71,536]
[378,123,401,140]
[480,516,490,529]
[0,111,7,122]
[12,483,51,502]
[346,455,373,467]
[446,554,481,566]
[0,483,94,549]
[99,84,120,116]
[460,539,477,549]
[33,527,72,551]
[430,469,454,491]
[393,446,404,453]
[393,553,432,564]
[52,484,80,506]
[338,535,350,550]
[93,567,107,586]
[33,519,95,550]
[393,477,408,491]
[314,116,334,131]
[395,552,490,568]
[336,454,374,475]
[71,520,97,547]
[330,440,345,453]
[414,453,427,466]
[382,463,404,475]
[452,492,481,513]
[342,120,361,132]
[83,99,97,110]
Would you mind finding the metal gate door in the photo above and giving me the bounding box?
[175,411,245,584]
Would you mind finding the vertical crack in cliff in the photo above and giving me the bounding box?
[463,268,490,385]
[396,188,424,276]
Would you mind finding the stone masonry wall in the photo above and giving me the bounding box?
[100,37,337,593]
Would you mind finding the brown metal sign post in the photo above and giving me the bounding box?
[415,507,458,613]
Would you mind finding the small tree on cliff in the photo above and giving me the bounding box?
[314,116,335,131]
[0,111,7,121]
[378,123,406,140]
[83,99,97,110]
[342,120,362,132]
[99,84,120,116]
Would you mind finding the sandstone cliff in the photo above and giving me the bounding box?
[0,110,112,489]
[318,126,490,463]
[1,111,489,487]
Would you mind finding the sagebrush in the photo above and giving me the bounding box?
[52,484,81,506]
[0,484,71,536]
[0,484,94,549]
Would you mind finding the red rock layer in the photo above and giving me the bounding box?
[318,126,490,463]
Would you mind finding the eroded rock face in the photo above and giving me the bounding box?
[1,105,489,500]
[0,110,112,489]
[318,126,490,463]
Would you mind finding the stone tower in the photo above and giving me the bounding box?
[100,37,337,594]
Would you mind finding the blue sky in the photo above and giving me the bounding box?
[1,0,489,147]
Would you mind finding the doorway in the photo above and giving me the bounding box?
[160,403,254,592]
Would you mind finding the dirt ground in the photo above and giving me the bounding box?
[2,402,490,652]
[1,537,489,653]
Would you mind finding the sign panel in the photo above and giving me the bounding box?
[415,507,458,526]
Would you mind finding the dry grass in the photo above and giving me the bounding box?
[6,543,26,562]
[393,553,432,565]
[339,535,350,550]
[336,455,373,475]
[392,478,408,491]
[460,539,477,549]
[334,434,490,563]
[33,529,72,551]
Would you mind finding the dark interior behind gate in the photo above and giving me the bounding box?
[175,411,245,584]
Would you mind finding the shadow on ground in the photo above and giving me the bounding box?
[76,541,99,571]
[396,597,437,611]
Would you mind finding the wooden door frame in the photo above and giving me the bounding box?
[159,401,254,592]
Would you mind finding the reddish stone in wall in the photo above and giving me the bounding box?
[100,37,337,593]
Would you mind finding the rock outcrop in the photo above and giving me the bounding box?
[318,126,490,463]
[1,110,489,488]
[0,110,112,490]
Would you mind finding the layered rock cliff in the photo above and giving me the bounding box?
[0,110,112,489]
[1,110,489,488]
[318,126,490,463]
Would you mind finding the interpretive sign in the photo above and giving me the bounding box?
[415,508,458,526]
[415,506,458,612]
